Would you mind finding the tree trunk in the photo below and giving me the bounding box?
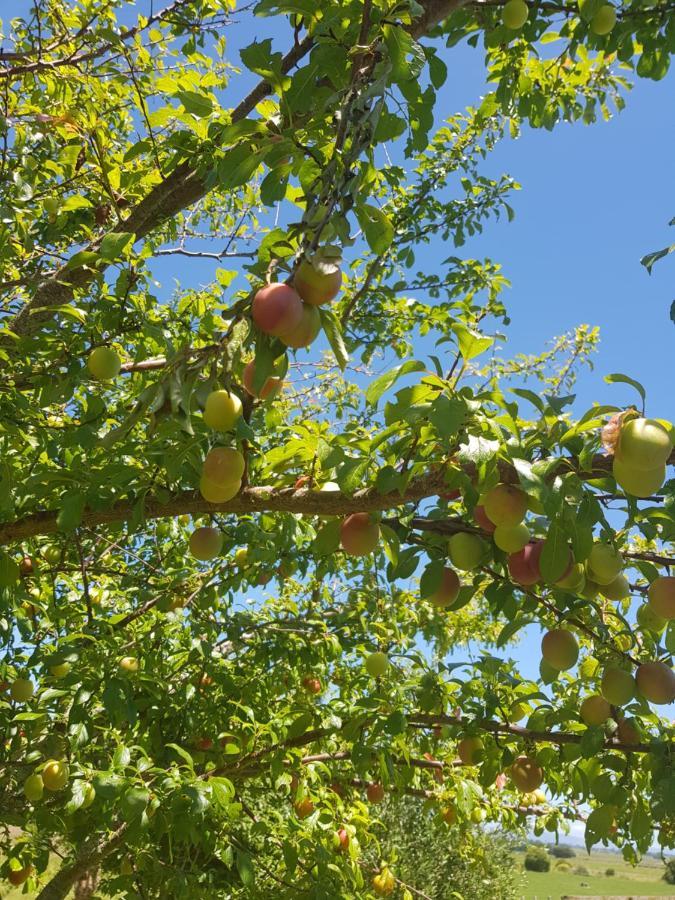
[36,826,127,900]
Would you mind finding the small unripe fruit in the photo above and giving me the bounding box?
[340,513,380,556]
[252,282,303,337]
[234,547,249,566]
[636,661,675,705]
[637,603,666,633]
[618,417,672,469]
[580,694,611,726]
[293,259,342,306]
[591,3,616,34]
[613,457,666,498]
[279,303,321,349]
[189,527,223,561]
[510,755,543,792]
[87,346,121,380]
[199,475,241,503]
[19,555,35,577]
[203,390,242,431]
[49,662,70,678]
[503,0,529,29]
[493,523,530,553]
[483,484,528,526]
[119,656,139,674]
[580,578,601,600]
[81,784,96,808]
[598,573,630,601]
[648,577,675,620]
[587,543,623,585]
[242,360,284,400]
[425,567,461,608]
[334,828,350,851]
[372,868,396,896]
[541,629,578,671]
[42,759,69,791]
[24,773,44,802]
[448,532,485,571]
[10,678,34,703]
[600,667,636,706]
[457,736,484,765]
[365,651,389,677]
[556,563,585,592]
[366,782,385,803]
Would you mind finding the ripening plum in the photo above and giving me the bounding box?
[49,662,70,678]
[372,868,396,896]
[365,651,389,677]
[591,4,616,34]
[474,504,496,533]
[482,484,528,527]
[598,574,630,601]
[636,661,675,705]
[448,532,485,571]
[293,258,342,306]
[617,417,672,470]
[23,773,44,802]
[10,678,34,703]
[242,360,284,400]
[425,567,460,608]
[648,577,675,620]
[503,0,529,28]
[294,797,315,819]
[510,755,543,792]
[587,542,623,585]
[580,695,611,726]
[203,390,242,431]
[42,759,69,791]
[637,603,666,633]
[508,542,541,586]
[199,475,241,504]
[494,523,530,553]
[600,666,636,706]
[202,447,245,487]
[556,563,585,592]
[119,656,139,674]
[340,513,380,556]
[279,303,321,349]
[613,457,666,498]
[580,578,601,600]
[541,629,579,671]
[87,346,121,380]
[366,782,385,803]
[251,282,303,337]
[189,526,223,561]
[457,736,484,765]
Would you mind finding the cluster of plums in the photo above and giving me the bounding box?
[501,0,616,35]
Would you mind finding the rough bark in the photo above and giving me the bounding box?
[35,826,127,900]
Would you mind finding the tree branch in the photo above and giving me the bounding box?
[35,824,128,900]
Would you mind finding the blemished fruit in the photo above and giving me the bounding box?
[600,667,636,706]
[199,475,241,503]
[10,678,34,702]
[189,527,223,561]
[367,782,385,803]
[7,865,34,886]
[636,661,675,705]
[294,797,314,819]
[87,346,121,380]
[293,258,342,306]
[448,533,485,571]
[599,574,630,601]
[457,736,484,765]
[302,676,322,695]
[252,282,303,337]
[279,303,321,349]
[242,360,284,400]
[508,543,540,585]
[613,457,666,498]
[494,523,530,553]
[648,577,675,620]
[474,504,496,533]
[49,662,70,678]
[580,695,611,726]
[618,417,672,469]
[0,553,20,587]
[23,773,44,802]
[503,0,529,28]
[541,629,579,671]
[203,390,242,431]
[117,657,139,677]
[42,759,69,791]
[587,543,623,585]
[425,567,461,607]
[202,447,245,486]
[365,651,389,677]
[510,755,543,792]
[637,603,666,633]
[483,484,528,526]
[340,513,380,556]
[372,868,396,896]
[591,3,616,34]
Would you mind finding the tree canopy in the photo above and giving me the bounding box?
[0,0,674,897]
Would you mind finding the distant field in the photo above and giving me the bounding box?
[516,848,675,899]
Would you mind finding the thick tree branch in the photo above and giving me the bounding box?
[35,824,128,900]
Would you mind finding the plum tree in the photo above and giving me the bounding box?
[510,756,543,792]
[251,282,304,338]
[293,258,342,306]
[600,667,636,706]
[203,390,243,431]
[541,629,579,671]
[87,347,121,380]
[648,577,675,619]
[448,533,485,570]
[502,0,529,28]
[242,359,284,399]
[580,695,611,726]
[189,527,223,561]
[340,513,380,556]
[42,760,69,791]
[424,567,460,607]
[483,484,528,526]
[636,661,675,705]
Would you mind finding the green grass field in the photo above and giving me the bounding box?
[517,848,675,899]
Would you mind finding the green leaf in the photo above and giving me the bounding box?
[99,231,134,261]
[287,712,313,740]
[452,323,494,361]
[365,360,426,406]
[218,145,266,190]
[236,850,254,887]
[355,204,395,255]
[539,522,570,583]
[165,742,195,770]
[604,373,646,409]
[177,90,214,117]
[313,519,340,556]
[318,307,349,369]
[57,493,86,532]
